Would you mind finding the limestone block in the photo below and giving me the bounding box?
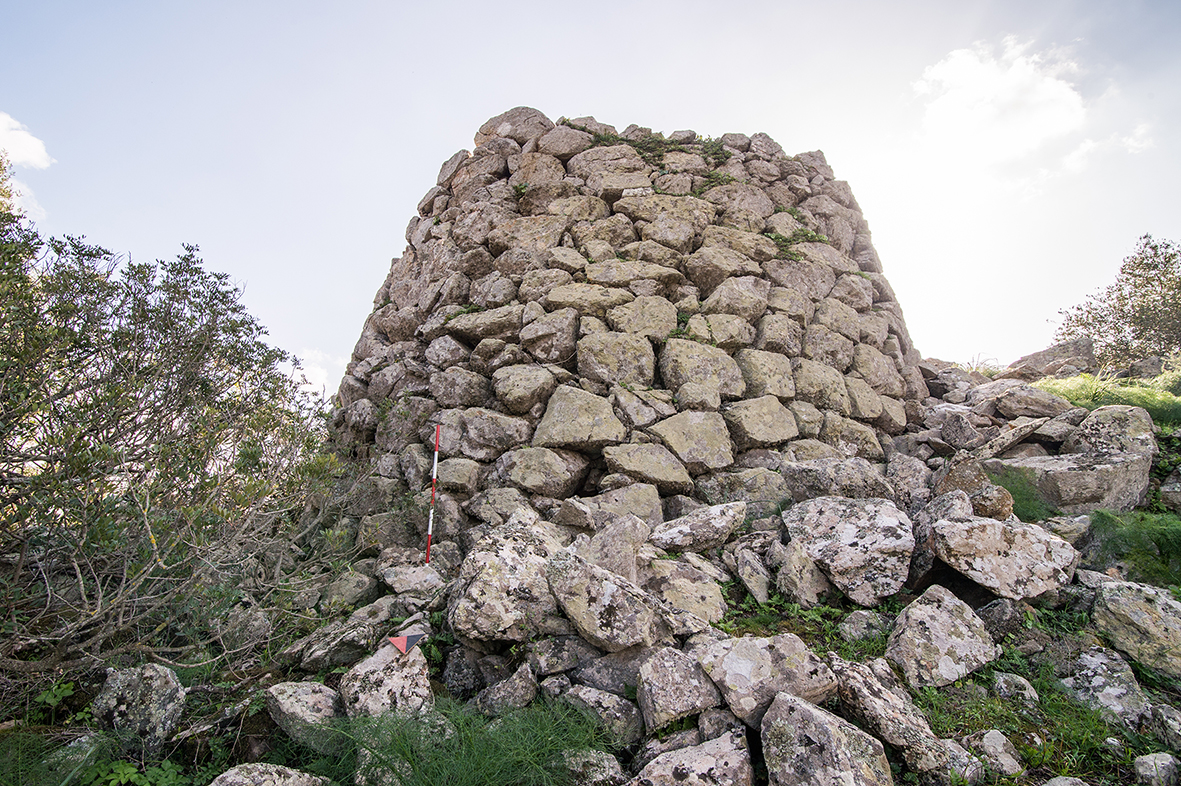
[659,339,746,399]
[782,496,914,607]
[649,411,735,475]
[532,385,625,451]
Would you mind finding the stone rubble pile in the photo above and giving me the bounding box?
[147,108,1180,786]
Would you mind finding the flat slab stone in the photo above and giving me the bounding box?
[932,516,1078,600]
[697,633,837,727]
[782,497,914,607]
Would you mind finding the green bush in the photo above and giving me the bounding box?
[990,467,1059,522]
[345,698,616,786]
[1087,509,1181,588]
[0,203,335,676]
[1152,368,1181,397]
[1033,375,1181,427]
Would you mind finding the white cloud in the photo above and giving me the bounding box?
[0,112,55,169]
[1120,122,1154,153]
[296,348,348,398]
[914,37,1086,167]
[10,177,47,222]
[1061,139,1098,173]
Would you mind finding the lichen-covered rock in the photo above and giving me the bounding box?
[659,339,746,399]
[697,634,837,727]
[782,496,914,606]
[986,451,1153,514]
[722,395,798,450]
[339,641,433,718]
[650,501,746,553]
[207,763,330,786]
[265,682,343,755]
[92,664,186,756]
[561,749,628,786]
[602,443,693,494]
[962,730,1024,777]
[547,550,676,652]
[762,691,893,786]
[532,385,626,451]
[474,661,537,716]
[637,646,723,731]
[562,684,644,745]
[1061,646,1151,731]
[932,516,1078,600]
[631,729,753,786]
[1063,405,1158,457]
[448,512,574,643]
[828,655,949,775]
[886,584,999,688]
[1133,754,1179,786]
[649,411,735,475]
[1092,581,1181,681]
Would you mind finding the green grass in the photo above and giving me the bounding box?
[1033,374,1181,427]
[912,658,1157,786]
[989,467,1059,523]
[716,585,888,661]
[1087,509,1181,588]
[344,698,616,786]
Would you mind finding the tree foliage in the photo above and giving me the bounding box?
[1056,234,1181,366]
[0,194,336,673]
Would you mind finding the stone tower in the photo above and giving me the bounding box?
[332,106,926,544]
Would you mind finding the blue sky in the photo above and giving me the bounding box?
[3,0,1179,391]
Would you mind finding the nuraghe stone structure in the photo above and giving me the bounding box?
[261,108,1180,786]
[333,106,928,540]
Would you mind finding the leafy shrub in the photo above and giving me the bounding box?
[990,467,1059,522]
[0,205,335,677]
[1087,509,1181,588]
[1056,234,1181,366]
[1033,375,1181,427]
[345,698,615,786]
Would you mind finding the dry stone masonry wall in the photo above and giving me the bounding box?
[333,106,928,535]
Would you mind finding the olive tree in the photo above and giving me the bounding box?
[0,196,336,673]
[1056,234,1181,367]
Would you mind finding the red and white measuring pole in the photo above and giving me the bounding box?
[425,424,440,563]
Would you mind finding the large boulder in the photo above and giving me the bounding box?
[92,664,186,756]
[932,516,1078,600]
[985,451,1153,514]
[659,339,746,399]
[547,550,677,652]
[650,501,747,553]
[697,634,837,727]
[265,682,343,755]
[1061,646,1151,731]
[782,497,914,606]
[637,646,723,731]
[339,641,433,718]
[448,512,574,643]
[762,692,893,786]
[630,729,754,786]
[532,385,626,451]
[1062,405,1158,458]
[1091,581,1181,681]
[828,655,949,775]
[886,585,1000,688]
[649,411,735,475]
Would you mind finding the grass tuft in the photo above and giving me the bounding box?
[1034,374,1181,427]
[344,698,615,786]
[989,467,1059,523]
[1087,509,1181,588]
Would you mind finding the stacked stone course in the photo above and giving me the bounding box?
[333,106,928,538]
